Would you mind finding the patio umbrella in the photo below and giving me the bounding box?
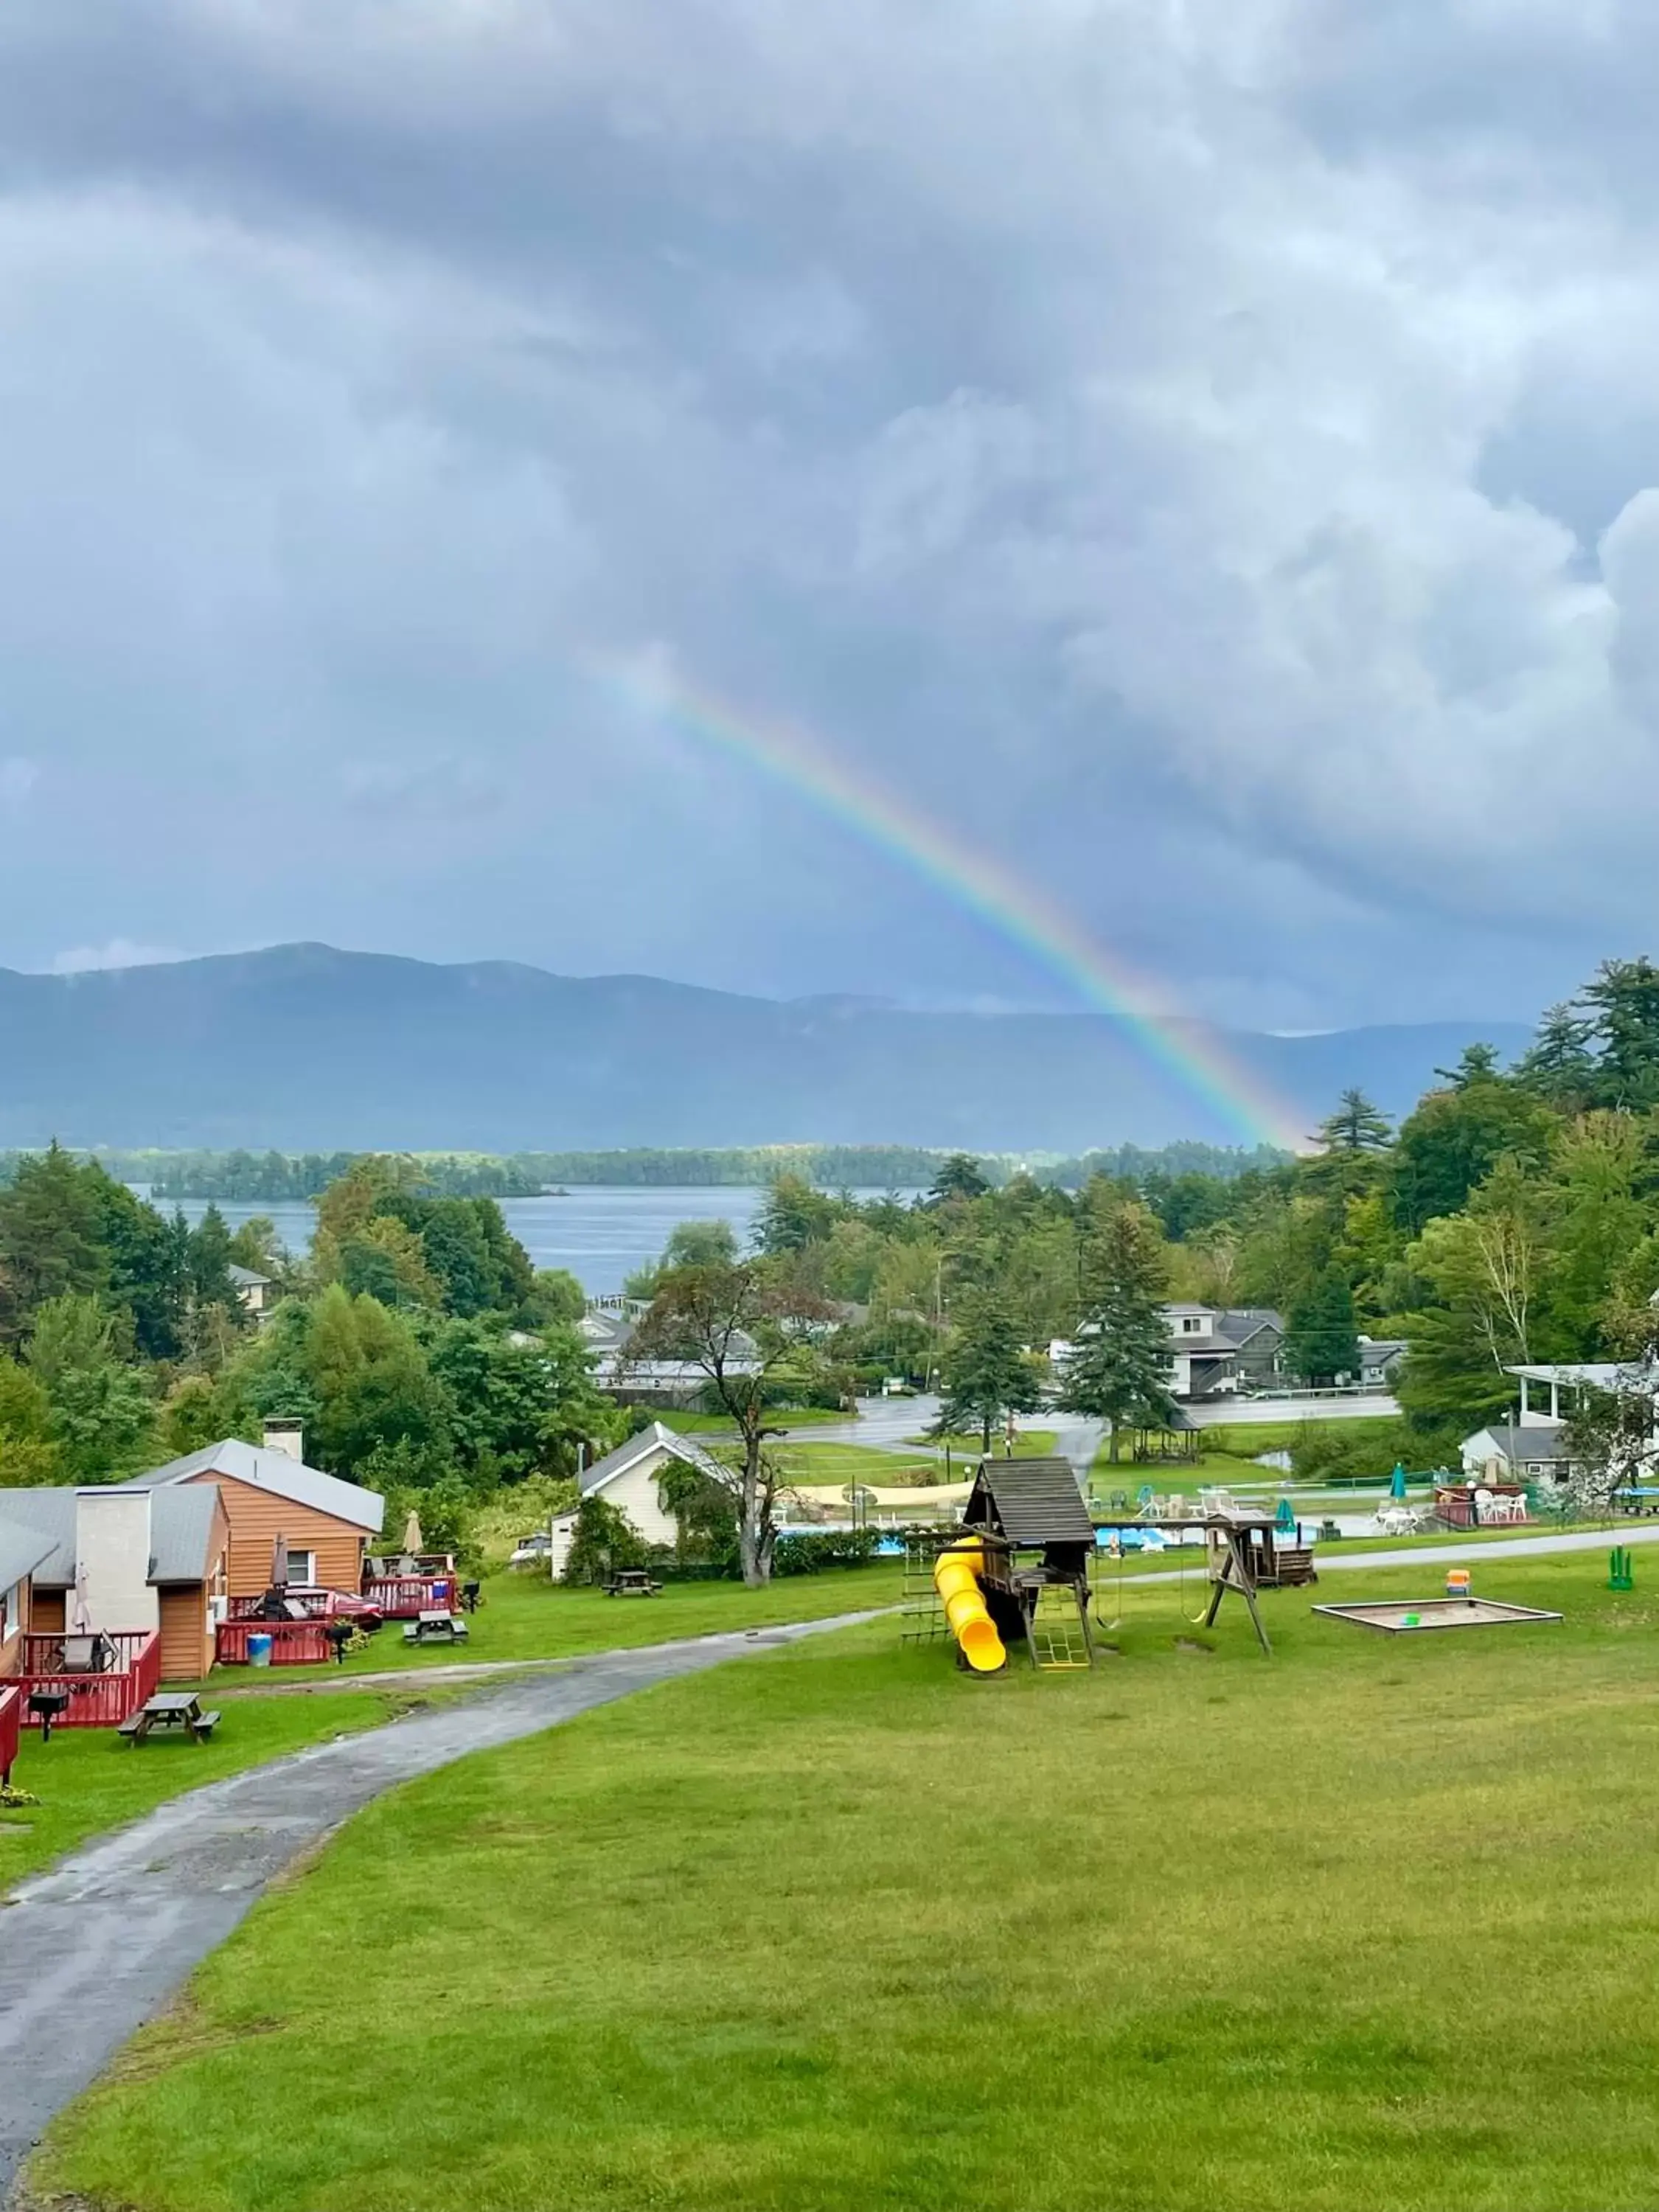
[1390,1461,1408,1500]
[271,1531,290,1589]
[69,1561,93,1635]
[403,1508,423,1554]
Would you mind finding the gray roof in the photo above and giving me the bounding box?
[0,1490,75,1582]
[580,1421,723,1498]
[0,1484,224,1585]
[964,1457,1095,1546]
[0,1510,57,1593]
[1217,1309,1284,1343]
[128,1439,385,1534]
[1465,1422,1572,1464]
[227,1263,272,1287]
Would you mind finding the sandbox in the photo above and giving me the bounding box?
[1312,1598,1562,1634]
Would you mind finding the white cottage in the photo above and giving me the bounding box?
[548,1422,726,1577]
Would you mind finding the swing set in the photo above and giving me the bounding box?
[1091,1513,1293,1655]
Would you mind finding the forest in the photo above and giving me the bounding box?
[1,956,1657,1573]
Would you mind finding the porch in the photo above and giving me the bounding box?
[18,1629,161,1729]
[215,1617,333,1666]
[1,1682,19,1782]
[363,1555,459,1618]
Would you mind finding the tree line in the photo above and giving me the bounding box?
[1,1139,1290,1202]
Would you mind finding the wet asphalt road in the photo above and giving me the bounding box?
[0,1613,874,2197]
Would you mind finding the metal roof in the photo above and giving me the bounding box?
[0,1510,57,1593]
[0,1490,74,1583]
[1464,1422,1572,1462]
[226,1263,272,1287]
[580,1421,723,1498]
[964,1457,1095,1546]
[128,1439,385,1533]
[0,1484,225,1585]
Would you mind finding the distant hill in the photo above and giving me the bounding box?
[0,944,1532,1153]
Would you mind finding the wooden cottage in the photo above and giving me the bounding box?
[1,1482,230,1681]
[128,1438,385,1599]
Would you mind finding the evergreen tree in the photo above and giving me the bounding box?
[1582,956,1659,1109]
[936,1288,1042,1451]
[1284,1265,1360,1385]
[1061,1203,1175,1461]
[929,1153,992,1205]
[0,1143,108,1339]
[1514,1002,1597,1113]
[1318,1089,1394,1152]
[1434,1042,1503,1089]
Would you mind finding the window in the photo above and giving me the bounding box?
[284,1550,316,1587]
[1181,1315,1203,1335]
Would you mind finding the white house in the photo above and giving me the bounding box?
[547,1422,726,1577]
[228,1264,275,1322]
[1460,1422,1576,1482]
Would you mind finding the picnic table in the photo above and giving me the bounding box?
[603,1570,661,1597]
[403,1610,470,1646]
[118,1692,220,1745]
[1614,1486,1659,1517]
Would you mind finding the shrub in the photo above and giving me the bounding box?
[772,1527,884,1576]
[563,1495,649,1585]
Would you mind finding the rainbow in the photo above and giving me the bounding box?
[596,660,1307,1152]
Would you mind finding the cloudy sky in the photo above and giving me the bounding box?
[0,0,1654,1033]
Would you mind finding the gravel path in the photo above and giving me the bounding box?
[0,1612,876,2197]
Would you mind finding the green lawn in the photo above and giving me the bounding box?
[38,1550,1659,2212]
[0,1686,427,1893]
[201,1562,904,1686]
[657,1407,847,1434]
[775,1441,948,1489]
[1091,1414,1402,1492]
[906,1427,1058,1456]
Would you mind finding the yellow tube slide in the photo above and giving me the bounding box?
[933,1537,1006,1673]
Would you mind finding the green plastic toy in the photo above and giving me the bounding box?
[1610,1546,1635,1593]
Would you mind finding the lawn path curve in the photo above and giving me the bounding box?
[0,1611,877,2197]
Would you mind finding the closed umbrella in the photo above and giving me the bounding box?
[69,1562,93,1635]
[1390,1461,1408,1501]
[403,1509,423,1555]
[271,1531,290,1590]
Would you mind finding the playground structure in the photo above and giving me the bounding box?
[906,1458,1314,1669]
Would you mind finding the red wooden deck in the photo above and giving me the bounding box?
[19,1630,161,1729]
[215,1618,333,1666]
[0,1683,20,1781]
[362,1572,458,1619]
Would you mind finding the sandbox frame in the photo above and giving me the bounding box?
[1313,1598,1563,1634]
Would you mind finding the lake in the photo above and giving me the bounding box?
[156,1186,810,1297]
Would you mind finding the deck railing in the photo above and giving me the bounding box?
[0,1683,20,1780]
[226,1590,338,1621]
[363,1573,457,1618]
[19,1629,161,1729]
[215,1618,333,1666]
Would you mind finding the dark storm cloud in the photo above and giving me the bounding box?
[0,0,1653,1028]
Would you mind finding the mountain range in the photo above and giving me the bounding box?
[0,945,1532,1154]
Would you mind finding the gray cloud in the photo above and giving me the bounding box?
[0,0,1652,1030]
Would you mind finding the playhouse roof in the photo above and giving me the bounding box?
[964,1457,1094,1547]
